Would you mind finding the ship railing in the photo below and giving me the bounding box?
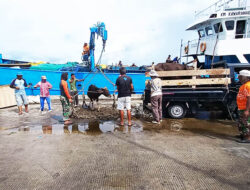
[183,33,249,48]
[231,33,249,38]
[79,60,89,66]
[215,32,250,39]
[195,0,248,20]
[182,32,250,56]
[183,39,199,49]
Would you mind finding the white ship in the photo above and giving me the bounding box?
[182,0,250,68]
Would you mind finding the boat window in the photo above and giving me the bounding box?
[214,23,223,33]
[198,29,205,38]
[235,20,246,39]
[244,54,250,63]
[225,20,234,30]
[209,14,217,18]
[205,26,213,36]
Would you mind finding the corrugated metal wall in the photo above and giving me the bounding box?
[0,85,16,108]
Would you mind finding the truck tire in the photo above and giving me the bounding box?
[167,103,187,119]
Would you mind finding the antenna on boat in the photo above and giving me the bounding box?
[179,39,183,64]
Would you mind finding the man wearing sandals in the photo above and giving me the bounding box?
[237,70,250,143]
[149,70,162,124]
[116,67,133,126]
[10,72,30,115]
[60,73,73,125]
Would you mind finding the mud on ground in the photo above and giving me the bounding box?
[71,106,120,120]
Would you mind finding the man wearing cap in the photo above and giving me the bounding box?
[34,76,52,113]
[149,70,162,124]
[10,72,30,115]
[237,70,250,143]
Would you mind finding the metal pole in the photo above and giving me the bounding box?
[186,41,190,63]
[179,39,183,64]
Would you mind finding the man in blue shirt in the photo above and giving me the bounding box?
[10,72,30,115]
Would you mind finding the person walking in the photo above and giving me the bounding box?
[10,72,30,115]
[116,67,133,126]
[34,76,52,113]
[237,70,250,143]
[60,73,73,125]
[149,70,162,124]
[69,74,84,107]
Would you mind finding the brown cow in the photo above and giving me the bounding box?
[153,62,194,80]
[154,62,193,71]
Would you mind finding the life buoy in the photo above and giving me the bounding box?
[184,45,189,54]
[200,42,206,53]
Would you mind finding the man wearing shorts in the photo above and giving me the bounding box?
[10,72,30,115]
[116,67,133,126]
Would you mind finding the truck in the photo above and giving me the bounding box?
[143,63,250,119]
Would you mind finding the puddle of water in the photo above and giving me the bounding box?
[5,120,143,136]
[141,116,237,140]
[222,147,250,159]
[158,118,237,138]
[194,111,227,120]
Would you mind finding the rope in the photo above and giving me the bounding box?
[96,68,117,109]
[81,47,104,82]
[97,68,115,86]
[211,23,222,66]
[227,104,235,121]
[112,86,116,109]
[72,44,117,109]
[95,47,105,66]
[81,44,106,85]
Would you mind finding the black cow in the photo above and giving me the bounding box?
[87,84,111,111]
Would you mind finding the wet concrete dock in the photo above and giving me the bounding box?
[0,102,250,189]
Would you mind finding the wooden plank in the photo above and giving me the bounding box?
[192,61,197,89]
[161,78,231,86]
[157,69,230,77]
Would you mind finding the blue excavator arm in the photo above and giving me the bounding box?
[89,22,108,71]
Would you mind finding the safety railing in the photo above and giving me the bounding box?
[195,0,248,20]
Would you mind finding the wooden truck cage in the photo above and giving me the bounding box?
[156,68,231,88]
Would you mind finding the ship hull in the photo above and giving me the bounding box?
[0,67,148,95]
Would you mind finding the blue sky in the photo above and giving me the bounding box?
[0,0,214,65]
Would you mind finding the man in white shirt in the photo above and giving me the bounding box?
[149,70,162,124]
[10,72,30,115]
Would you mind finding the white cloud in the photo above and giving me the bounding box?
[0,0,214,65]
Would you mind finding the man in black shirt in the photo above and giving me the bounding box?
[116,67,133,126]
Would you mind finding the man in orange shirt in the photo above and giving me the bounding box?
[60,73,73,125]
[82,43,89,61]
[237,70,250,143]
